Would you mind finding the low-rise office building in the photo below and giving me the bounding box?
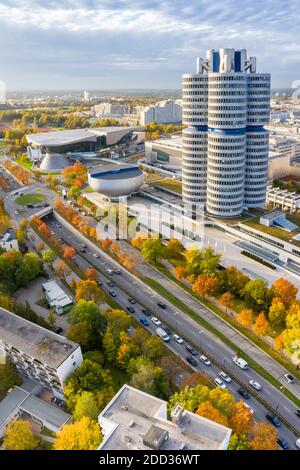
[98,385,231,450]
[42,280,73,315]
[0,307,83,399]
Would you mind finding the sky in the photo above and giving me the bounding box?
[1,0,300,91]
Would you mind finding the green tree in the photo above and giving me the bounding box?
[268,297,286,327]
[73,391,100,421]
[220,266,249,296]
[69,300,106,331]
[75,280,104,304]
[200,246,221,276]
[104,308,132,334]
[0,362,22,392]
[243,279,269,311]
[67,321,99,351]
[69,186,81,199]
[15,253,43,287]
[228,433,252,450]
[83,350,105,366]
[141,238,166,263]
[130,364,169,398]
[4,420,40,450]
[42,248,57,267]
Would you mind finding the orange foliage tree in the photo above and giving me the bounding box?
[192,274,219,299]
[219,292,234,313]
[251,422,278,450]
[196,401,228,427]
[252,312,270,337]
[175,266,188,280]
[64,246,76,260]
[272,278,298,308]
[229,401,254,436]
[75,280,104,304]
[85,267,98,282]
[237,308,254,328]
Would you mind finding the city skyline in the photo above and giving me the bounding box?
[1,0,300,90]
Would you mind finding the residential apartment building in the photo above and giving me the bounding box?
[140,99,182,126]
[98,385,231,450]
[0,228,19,252]
[93,102,130,118]
[182,48,270,217]
[0,308,83,399]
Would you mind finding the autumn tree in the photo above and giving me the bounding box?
[237,308,254,328]
[229,401,254,436]
[282,327,300,354]
[268,297,286,327]
[130,364,169,398]
[252,312,270,336]
[54,259,71,279]
[4,420,40,450]
[174,265,187,280]
[73,391,100,421]
[228,433,252,450]
[219,292,234,313]
[42,248,57,267]
[251,422,278,450]
[64,246,76,260]
[286,301,300,329]
[67,321,98,351]
[166,238,184,260]
[220,266,250,297]
[271,278,297,308]
[54,417,102,450]
[75,280,104,304]
[192,274,219,299]
[273,333,285,351]
[85,266,98,282]
[196,401,228,426]
[141,238,166,263]
[243,279,269,311]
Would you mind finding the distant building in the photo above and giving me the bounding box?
[0,228,19,252]
[88,163,144,199]
[98,385,232,450]
[268,151,291,180]
[0,379,71,438]
[42,280,73,315]
[140,100,182,126]
[93,103,130,118]
[83,91,90,102]
[0,307,83,399]
[266,186,300,212]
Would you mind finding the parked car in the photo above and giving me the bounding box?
[218,371,232,383]
[173,334,184,344]
[141,308,151,317]
[237,388,250,399]
[80,247,86,253]
[80,243,87,248]
[295,409,300,417]
[128,298,136,304]
[249,380,262,391]
[200,355,211,366]
[54,327,63,334]
[114,269,121,275]
[106,269,114,275]
[232,356,248,370]
[140,317,149,326]
[214,378,226,390]
[151,317,161,326]
[277,437,289,450]
[92,253,100,259]
[127,306,135,314]
[283,373,295,384]
[157,301,166,309]
[109,289,116,297]
[186,345,197,356]
[107,280,114,288]
[266,412,281,427]
[97,280,103,286]
[186,356,198,367]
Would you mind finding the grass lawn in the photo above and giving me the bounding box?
[104,361,129,392]
[152,178,182,194]
[15,156,32,171]
[15,193,46,206]
[242,215,300,246]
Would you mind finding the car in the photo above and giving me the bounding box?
[242,402,254,414]
[92,253,100,259]
[295,409,300,417]
[140,317,149,326]
[14,210,19,215]
[114,269,121,275]
[266,412,281,427]
[141,308,151,317]
[249,380,262,391]
[27,204,34,208]
[80,243,87,248]
[128,298,136,304]
[214,378,226,390]
[200,355,211,366]
[218,371,232,383]
[283,373,295,383]
[277,437,289,450]
[44,203,50,207]
[80,247,86,253]
[97,280,103,286]
[157,301,166,309]
[156,327,170,342]
[173,334,184,344]
[296,438,300,449]
[54,327,63,334]
[151,317,161,326]
[109,289,116,297]
[106,269,114,275]
[55,223,61,228]
[162,325,172,336]
[186,345,197,356]
[127,306,135,314]
[232,356,248,370]
[186,356,198,367]
[237,388,250,399]
[107,280,114,288]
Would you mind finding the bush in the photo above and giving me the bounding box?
[83,350,105,366]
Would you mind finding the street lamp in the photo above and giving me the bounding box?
[275,386,284,411]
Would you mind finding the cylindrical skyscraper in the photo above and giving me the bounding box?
[182,48,270,217]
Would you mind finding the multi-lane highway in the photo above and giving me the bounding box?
[45,212,300,449]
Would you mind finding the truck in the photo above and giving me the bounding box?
[156,327,170,342]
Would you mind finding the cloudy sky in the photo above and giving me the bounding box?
[1,0,299,91]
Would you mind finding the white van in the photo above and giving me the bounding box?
[232,356,248,370]
[156,327,170,342]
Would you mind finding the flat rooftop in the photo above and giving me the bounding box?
[27,126,142,147]
[89,164,142,180]
[0,307,79,369]
[99,385,231,450]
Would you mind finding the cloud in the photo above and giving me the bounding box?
[0,0,299,89]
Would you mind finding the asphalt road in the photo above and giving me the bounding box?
[46,213,300,449]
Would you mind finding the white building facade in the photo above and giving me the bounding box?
[182,48,270,217]
[140,100,182,126]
